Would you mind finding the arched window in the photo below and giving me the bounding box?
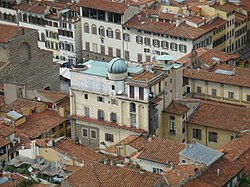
[115,29,121,40]
[106,28,113,38]
[84,23,89,33]
[41,33,45,42]
[19,43,31,62]
[99,26,105,36]
[91,24,97,35]
[23,13,27,22]
[130,103,136,112]
[0,12,2,19]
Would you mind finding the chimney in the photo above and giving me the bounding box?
[217,169,220,176]
[59,107,65,117]
[30,140,37,159]
[139,169,146,174]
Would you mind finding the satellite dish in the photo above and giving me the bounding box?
[36,97,42,101]
[117,90,123,95]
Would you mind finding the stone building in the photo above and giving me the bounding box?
[0,24,60,90]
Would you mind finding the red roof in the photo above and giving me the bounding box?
[164,101,189,115]
[0,24,22,43]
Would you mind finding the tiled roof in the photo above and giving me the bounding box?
[71,115,147,133]
[223,131,250,176]
[14,2,47,14]
[187,157,244,187]
[210,2,237,13]
[138,137,185,166]
[65,161,161,187]
[164,101,189,115]
[0,24,22,43]
[235,12,248,25]
[164,164,204,186]
[16,109,66,139]
[116,135,148,151]
[124,15,226,39]
[185,16,205,24]
[0,124,16,137]
[188,100,250,132]
[183,64,250,88]
[0,136,10,148]
[54,138,105,162]
[38,90,68,103]
[78,0,129,14]
[0,98,46,114]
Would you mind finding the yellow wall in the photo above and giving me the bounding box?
[187,123,234,149]
[38,147,82,166]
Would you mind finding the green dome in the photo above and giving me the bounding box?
[108,58,127,74]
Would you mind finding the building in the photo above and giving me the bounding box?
[186,100,250,149]
[183,63,250,105]
[61,161,163,187]
[70,57,183,147]
[0,124,21,169]
[0,24,60,91]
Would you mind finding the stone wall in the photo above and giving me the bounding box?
[0,27,60,91]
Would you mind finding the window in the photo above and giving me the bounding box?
[197,86,202,94]
[228,92,234,99]
[107,28,114,38]
[115,30,121,40]
[146,55,151,62]
[130,113,136,128]
[139,87,144,100]
[153,39,160,47]
[182,121,185,133]
[212,89,217,96]
[247,95,250,102]
[136,36,143,44]
[130,102,136,112]
[153,168,163,174]
[144,38,151,46]
[108,47,113,56]
[193,128,201,140]
[98,110,104,120]
[179,44,187,53]
[90,129,97,139]
[82,128,88,137]
[91,24,97,34]
[105,133,114,142]
[111,99,118,105]
[111,85,115,90]
[170,43,177,51]
[125,51,129,60]
[161,41,169,49]
[116,48,121,57]
[84,107,90,117]
[130,86,134,98]
[97,96,104,102]
[84,94,88,99]
[169,119,176,135]
[137,53,142,62]
[208,132,218,142]
[100,45,105,54]
[84,23,89,33]
[110,112,117,122]
[123,33,130,41]
[144,48,150,53]
[99,26,105,36]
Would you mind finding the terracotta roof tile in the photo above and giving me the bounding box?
[78,0,129,14]
[16,109,66,139]
[0,24,22,43]
[235,12,248,25]
[138,137,185,166]
[38,90,68,103]
[71,115,147,133]
[164,164,204,186]
[0,124,15,137]
[210,2,237,13]
[116,135,148,151]
[54,138,105,162]
[193,157,243,187]
[65,161,161,187]
[14,2,47,14]
[188,100,250,132]
[164,101,189,115]
[124,15,226,39]
[0,136,10,147]
[183,64,250,88]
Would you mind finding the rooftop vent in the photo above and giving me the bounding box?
[214,69,235,76]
